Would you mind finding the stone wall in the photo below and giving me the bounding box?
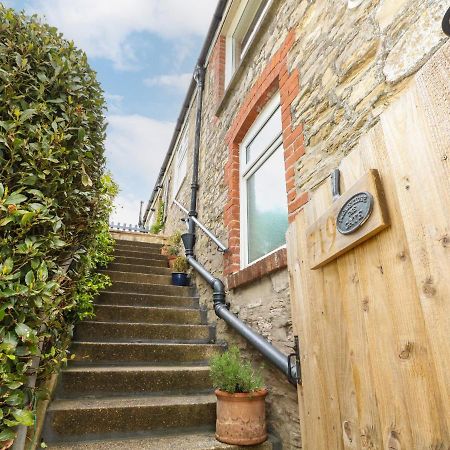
[290,0,447,194]
[151,1,448,447]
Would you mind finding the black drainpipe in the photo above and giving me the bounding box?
[188,65,205,240]
[181,67,300,386]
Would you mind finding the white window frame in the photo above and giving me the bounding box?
[225,0,272,87]
[172,125,189,200]
[239,93,286,268]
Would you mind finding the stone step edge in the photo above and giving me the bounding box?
[100,290,199,299]
[46,429,278,450]
[113,249,163,255]
[108,280,192,289]
[113,250,166,258]
[93,303,202,312]
[71,341,225,348]
[112,256,168,265]
[107,262,171,271]
[114,243,162,249]
[102,268,171,275]
[114,239,162,247]
[62,364,211,373]
[80,320,211,328]
[101,269,170,276]
[47,393,215,412]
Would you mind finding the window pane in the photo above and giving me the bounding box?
[247,145,288,263]
[245,106,281,164]
[241,0,268,56]
[232,0,266,64]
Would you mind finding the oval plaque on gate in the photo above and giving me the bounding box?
[336,191,374,235]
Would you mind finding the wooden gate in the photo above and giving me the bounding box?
[286,45,449,449]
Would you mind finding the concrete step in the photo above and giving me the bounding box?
[70,341,225,364]
[115,243,163,256]
[98,291,199,308]
[74,321,215,343]
[109,280,193,296]
[113,255,167,267]
[114,248,166,260]
[114,239,162,251]
[43,394,216,443]
[102,270,172,285]
[115,240,162,250]
[93,304,203,324]
[46,430,277,449]
[107,262,171,275]
[56,364,211,397]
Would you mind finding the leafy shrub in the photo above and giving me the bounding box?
[0,6,116,441]
[162,231,181,256]
[172,256,189,273]
[149,200,164,234]
[210,346,264,394]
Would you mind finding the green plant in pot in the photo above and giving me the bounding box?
[171,256,190,286]
[161,231,181,268]
[210,346,267,446]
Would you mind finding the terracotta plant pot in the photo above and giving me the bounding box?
[0,440,14,450]
[167,255,177,268]
[215,388,268,446]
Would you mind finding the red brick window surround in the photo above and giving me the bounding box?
[210,35,226,111]
[223,29,308,288]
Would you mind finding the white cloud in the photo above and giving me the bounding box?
[104,93,124,114]
[110,192,143,225]
[144,73,192,91]
[25,0,218,68]
[105,114,174,224]
[106,114,174,180]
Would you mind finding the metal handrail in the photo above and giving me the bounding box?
[173,199,228,252]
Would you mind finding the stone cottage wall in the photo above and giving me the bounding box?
[154,1,448,447]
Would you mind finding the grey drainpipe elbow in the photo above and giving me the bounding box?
[185,253,299,385]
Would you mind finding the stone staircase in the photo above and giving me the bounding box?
[42,237,277,449]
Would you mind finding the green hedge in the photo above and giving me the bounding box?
[0,6,116,442]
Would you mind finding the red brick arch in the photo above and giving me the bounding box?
[222,30,308,282]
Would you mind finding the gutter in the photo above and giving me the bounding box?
[143,0,228,224]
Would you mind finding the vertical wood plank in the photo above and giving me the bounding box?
[380,80,450,435]
[309,183,347,450]
[287,213,330,450]
[336,148,384,449]
[361,126,448,446]
[286,220,308,448]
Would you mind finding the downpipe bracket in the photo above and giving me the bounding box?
[288,335,302,385]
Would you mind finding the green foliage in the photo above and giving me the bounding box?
[163,231,181,256]
[172,256,189,273]
[0,6,116,440]
[149,200,164,234]
[210,346,264,394]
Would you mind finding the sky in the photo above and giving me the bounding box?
[7,0,218,225]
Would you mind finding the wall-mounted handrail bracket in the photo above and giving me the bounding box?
[331,168,341,201]
[174,199,228,252]
[288,335,302,385]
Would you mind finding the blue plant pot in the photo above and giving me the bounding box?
[172,272,189,286]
